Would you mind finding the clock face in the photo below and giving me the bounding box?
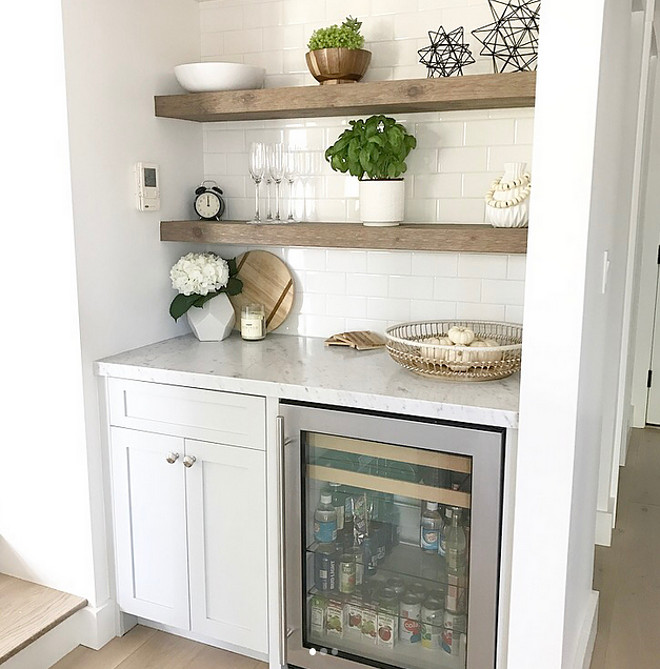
[195,191,222,219]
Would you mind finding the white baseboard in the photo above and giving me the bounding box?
[2,609,84,669]
[572,590,599,669]
[137,618,268,663]
[78,598,118,650]
[595,509,613,546]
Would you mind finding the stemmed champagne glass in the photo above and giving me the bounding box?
[248,142,265,224]
[283,147,298,223]
[268,143,284,223]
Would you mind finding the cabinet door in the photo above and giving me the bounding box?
[185,439,268,653]
[110,427,190,629]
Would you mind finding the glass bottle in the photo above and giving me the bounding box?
[420,501,442,552]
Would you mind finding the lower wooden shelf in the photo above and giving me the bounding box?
[160,220,527,254]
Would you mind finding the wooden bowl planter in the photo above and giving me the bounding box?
[305,48,372,85]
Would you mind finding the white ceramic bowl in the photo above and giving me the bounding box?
[174,62,265,93]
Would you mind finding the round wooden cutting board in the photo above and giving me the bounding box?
[229,250,295,332]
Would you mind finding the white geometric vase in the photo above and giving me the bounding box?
[485,162,531,228]
[186,293,235,342]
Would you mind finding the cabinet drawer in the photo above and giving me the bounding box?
[108,379,265,450]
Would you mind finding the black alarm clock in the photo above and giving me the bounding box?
[194,180,225,221]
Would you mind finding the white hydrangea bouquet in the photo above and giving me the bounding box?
[169,252,242,321]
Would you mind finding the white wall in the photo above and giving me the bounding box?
[59,0,203,612]
[199,0,532,338]
[0,2,94,601]
[1,0,203,632]
[510,1,643,667]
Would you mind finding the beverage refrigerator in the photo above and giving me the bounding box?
[278,402,505,669]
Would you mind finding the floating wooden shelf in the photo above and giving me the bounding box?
[155,71,536,122]
[160,220,527,254]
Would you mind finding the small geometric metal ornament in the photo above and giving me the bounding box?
[418,26,476,77]
[472,0,540,73]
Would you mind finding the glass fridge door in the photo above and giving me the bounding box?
[281,403,504,669]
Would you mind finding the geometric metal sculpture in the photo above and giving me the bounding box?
[471,0,540,73]
[418,26,476,77]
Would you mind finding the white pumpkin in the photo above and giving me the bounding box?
[466,340,502,363]
[420,336,441,360]
[448,326,475,346]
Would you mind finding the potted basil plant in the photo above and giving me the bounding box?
[306,16,371,85]
[325,115,417,226]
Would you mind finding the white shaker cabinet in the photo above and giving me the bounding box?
[111,428,190,629]
[106,378,268,656]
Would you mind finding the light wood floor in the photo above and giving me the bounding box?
[591,427,660,668]
[52,626,267,669]
[0,574,86,664]
[50,428,660,669]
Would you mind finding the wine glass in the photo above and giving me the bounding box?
[248,142,265,224]
[283,146,298,223]
[268,143,284,223]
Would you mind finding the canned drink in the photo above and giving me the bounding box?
[387,576,406,598]
[347,546,364,586]
[398,593,422,644]
[339,553,356,594]
[378,587,399,613]
[441,609,467,656]
[409,581,428,600]
[371,521,387,563]
[421,596,443,650]
[314,543,337,592]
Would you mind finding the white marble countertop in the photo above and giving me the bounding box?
[95,332,520,428]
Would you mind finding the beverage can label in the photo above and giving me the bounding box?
[399,594,422,643]
[311,595,326,636]
[346,599,363,636]
[377,611,396,648]
[326,598,345,638]
[441,610,466,656]
[361,607,377,644]
[339,556,356,594]
[421,600,443,650]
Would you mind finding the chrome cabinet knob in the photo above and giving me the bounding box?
[166,452,180,464]
[183,455,197,468]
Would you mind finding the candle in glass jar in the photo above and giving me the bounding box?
[241,303,266,340]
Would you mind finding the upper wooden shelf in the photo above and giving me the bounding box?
[160,220,527,254]
[155,71,536,122]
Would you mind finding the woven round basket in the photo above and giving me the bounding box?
[385,320,522,382]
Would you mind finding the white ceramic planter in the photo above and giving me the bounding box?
[186,293,236,342]
[359,179,405,226]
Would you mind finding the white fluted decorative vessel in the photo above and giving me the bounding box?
[186,293,235,342]
[485,162,531,228]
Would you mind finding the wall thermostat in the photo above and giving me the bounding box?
[135,162,160,211]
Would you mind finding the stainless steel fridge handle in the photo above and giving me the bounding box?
[276,415,287,664]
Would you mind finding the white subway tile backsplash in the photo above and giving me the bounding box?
[481,279,525,306]
[201,1,531,338]
[367,251,412,275]
[389,275,434,300]
[456,302,506,321]
[412,252,458,277]
[410,300,457,321]
[434,277,481,303]
[367,297,411,321]
[464,119,516,147]
[326,250,368,273]
[458,254,507,279]
[507,255,527,280]
[350,274,389,297]
[326,294,368,318]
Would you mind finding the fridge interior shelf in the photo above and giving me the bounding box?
[307,433,472,475]
[307,465,471,510]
